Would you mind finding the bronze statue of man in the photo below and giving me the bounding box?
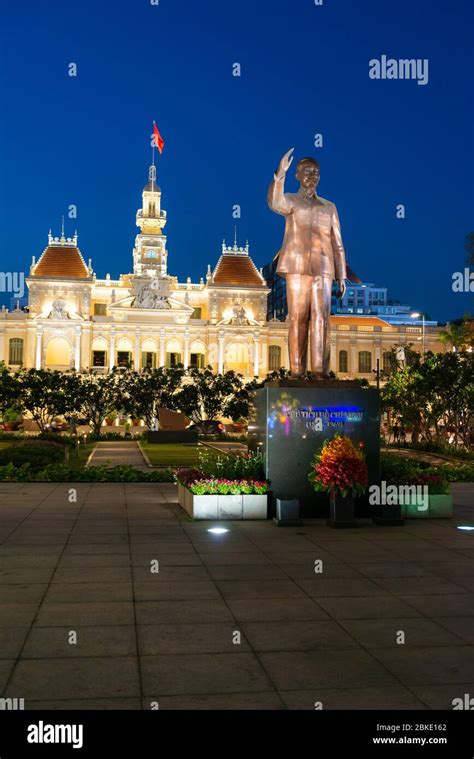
[268,148,347,377]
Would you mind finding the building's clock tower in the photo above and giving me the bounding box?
[132,164,168,277]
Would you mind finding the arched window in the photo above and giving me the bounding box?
[268,345,281,371]
[9,338,23,365]
[382,351,392,374]
[166,352,182,368]
[149,202,156,217]
[358,350,372,373]
[338,350,348,373]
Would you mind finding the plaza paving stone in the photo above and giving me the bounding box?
[0,481,472,710]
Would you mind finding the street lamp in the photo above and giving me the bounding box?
[411,312,425,356]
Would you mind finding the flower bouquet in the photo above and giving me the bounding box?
[309,435,368,527]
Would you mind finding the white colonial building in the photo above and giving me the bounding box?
[0,162,445,380]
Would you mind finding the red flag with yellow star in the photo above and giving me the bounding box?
[153,122,165,154]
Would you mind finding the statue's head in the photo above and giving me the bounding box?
[295,157,320,193]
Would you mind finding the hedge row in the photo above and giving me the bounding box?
[381,454,474,483]
[0,464,175,483]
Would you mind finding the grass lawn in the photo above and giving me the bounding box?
[67,442,97,470]
[140,442,201,467]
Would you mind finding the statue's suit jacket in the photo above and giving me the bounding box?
[268,176,347,281]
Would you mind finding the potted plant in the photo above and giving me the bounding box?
[309,435,368,528]
[176,468,269,520]
[2,407,22,432]
[403,472,452,518]
[105,410,117,427]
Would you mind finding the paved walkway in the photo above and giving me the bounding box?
[0,482,472,710]
[204,441,248,455]
[87,442,149,471]
[381,447,467,467]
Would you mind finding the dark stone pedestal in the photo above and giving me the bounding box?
[273,498,304,527]
[328,491,357,529]
[147,429,198,444]
[249,383,380,518]
[373,505,405,526]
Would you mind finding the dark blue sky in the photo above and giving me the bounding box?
[1,0,472,321]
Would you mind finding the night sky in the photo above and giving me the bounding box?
[1,0,472,321]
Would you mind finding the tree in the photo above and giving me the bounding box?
[382,349,474,447]
[439,315,474,351]
[422,350,474,448]
[77,369,123,437]
[381,352,427,442]
[174,367,254,434]
[17,369,79,432]
[0,363,21,418]
[120,366,185,428]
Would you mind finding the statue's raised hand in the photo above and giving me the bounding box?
[276,148,294,178]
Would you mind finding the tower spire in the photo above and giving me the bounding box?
[148,164,156,186]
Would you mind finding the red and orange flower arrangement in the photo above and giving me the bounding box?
[308,434,368,499]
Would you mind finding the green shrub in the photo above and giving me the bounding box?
[198,449,264,480]
[380,454,422,483]
[0,463,175,482]
[0,441,65,469]
[0,432,27,442]
[37,432,74,447]
[89,431,145,441]
[189,478,269,495]
[433,463,474,483]
[386,440,474,461]
[381,453,474,485]
[413,472,450,495]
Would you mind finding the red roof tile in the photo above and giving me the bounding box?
[33,245,89,279]
[213,254,264,287]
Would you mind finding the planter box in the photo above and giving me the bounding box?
[177,484,267,520]
[243,494,268,519]
[328,491,356,529]
[401,494,453,519]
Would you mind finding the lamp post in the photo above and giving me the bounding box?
[411,312,425,356]
[372,357,380,390]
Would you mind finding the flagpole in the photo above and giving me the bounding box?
[151,121,156,192]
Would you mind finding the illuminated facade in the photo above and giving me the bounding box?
[0,163,446,381]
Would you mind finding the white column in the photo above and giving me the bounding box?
[330,337,337,374]
[253,335,260,377]
[0,332,5,365]
[35,328,43,369]
[183,330,190,369]
[159,328,165,368]
[74,326,81,371]
[350,339,357,378]
[217,333,224,374]
[109,330,116,371]
[134,330,141,371]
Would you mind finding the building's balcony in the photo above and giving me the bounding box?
[176,282,205,291]
[137,210,166,221]
[0,310,28,320]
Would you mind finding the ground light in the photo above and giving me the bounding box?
[457,526,474,532]
[207,527,229,535]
